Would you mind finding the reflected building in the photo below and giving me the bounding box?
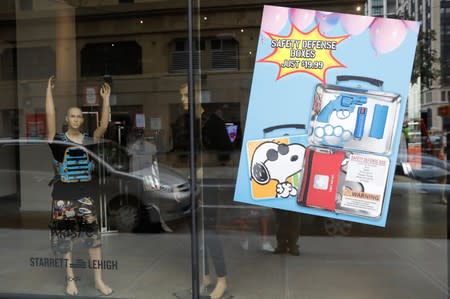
[0,0,364,152]
[394,0,450,133]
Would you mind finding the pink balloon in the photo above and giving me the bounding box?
[261,6,289,34]
[370,18,407,55]
[289,8,315,31]
[403,20,420,34]
[340,14,374,35]
[316,11,340,33]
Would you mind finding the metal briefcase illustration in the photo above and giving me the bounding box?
[309,75,401,154]
[247,124,308,200]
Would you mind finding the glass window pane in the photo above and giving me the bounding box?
[194,2,447,299]
[1,1,192,298]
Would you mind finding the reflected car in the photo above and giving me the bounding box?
[0,138,191,232]
[396,151,450,194]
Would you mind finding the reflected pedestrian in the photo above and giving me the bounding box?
[238,208,275,252]
[438,134,447,205]
[273,209,301,256]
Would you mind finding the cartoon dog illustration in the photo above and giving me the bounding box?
[250,141,306,198]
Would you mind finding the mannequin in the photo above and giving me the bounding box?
[200,102,230,299]
[45,76,112,296]
[174,83,228,298]
[171,84,191,159]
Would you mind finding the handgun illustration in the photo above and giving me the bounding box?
[317,94,367,123]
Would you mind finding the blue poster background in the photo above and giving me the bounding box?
[233,5,420,227]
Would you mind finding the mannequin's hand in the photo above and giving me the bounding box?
[100,82,111,99]
[47,76,55,90]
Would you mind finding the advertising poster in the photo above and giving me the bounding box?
[233,5,420,226]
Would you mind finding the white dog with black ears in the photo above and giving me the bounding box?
[250,141,306,198]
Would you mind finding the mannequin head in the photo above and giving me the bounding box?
[179,83,205,118]
[179,83,189,112]
[65,107,84,131]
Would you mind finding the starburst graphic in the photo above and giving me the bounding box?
[258,25,349,83]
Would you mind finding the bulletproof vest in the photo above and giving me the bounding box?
[58,147,94,183]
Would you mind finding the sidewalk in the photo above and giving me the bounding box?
[0,229,447,299]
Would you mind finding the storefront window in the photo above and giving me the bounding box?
[1,1,193,298]
[194,1,448,299]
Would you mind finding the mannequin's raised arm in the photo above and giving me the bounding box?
[46,76,56,141]
[93,82,111,141]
